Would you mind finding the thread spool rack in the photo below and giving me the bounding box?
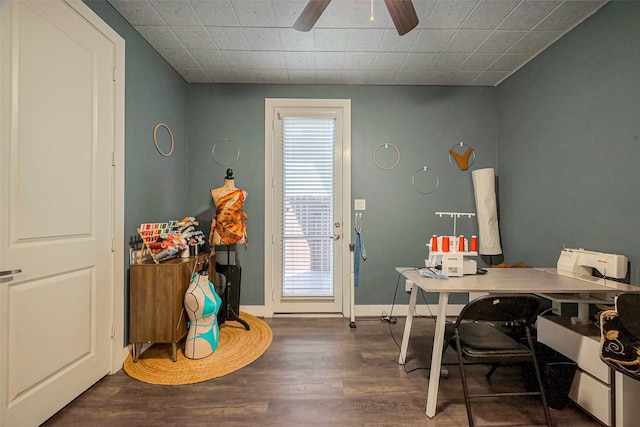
[137,221,182,264]
[428,212,478,256]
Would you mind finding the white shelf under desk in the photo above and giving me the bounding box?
[535,292,613,305]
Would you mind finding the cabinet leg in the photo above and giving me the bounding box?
[172,342,177,362]
[132,343,140,363]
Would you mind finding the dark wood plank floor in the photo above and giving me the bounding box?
[43,316,602,426]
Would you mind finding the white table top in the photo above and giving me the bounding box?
[396,267,639,294]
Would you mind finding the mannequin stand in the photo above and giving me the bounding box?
[222,245,249,330]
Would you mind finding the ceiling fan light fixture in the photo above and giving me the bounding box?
[370,0,374,23]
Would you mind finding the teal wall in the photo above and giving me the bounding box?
[497,1,640,284]
[84,1,189,340]
[85,1,189,259]
[87,0,639,315]
[186,85,497,306]
[85,1,497,311]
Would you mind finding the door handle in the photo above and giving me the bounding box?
[0,269,22,277]
[332,234,341,240]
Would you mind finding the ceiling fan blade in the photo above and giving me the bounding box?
[293,0,332,32]
[384,0,419,36]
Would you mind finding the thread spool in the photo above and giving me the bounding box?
[470,235,478,252]
[442,236,450,252]
[458,235,465,252]
[431,235,438,252]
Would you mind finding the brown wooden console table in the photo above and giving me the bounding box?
[129,252,214,362]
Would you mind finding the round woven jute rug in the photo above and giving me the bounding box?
[123,312,272,385]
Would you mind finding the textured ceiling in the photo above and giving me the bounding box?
[107,0,608,86]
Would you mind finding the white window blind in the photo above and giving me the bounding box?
[281,116,335,297]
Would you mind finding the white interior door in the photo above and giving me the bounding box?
[0,1,118,425]
[265,99,351,315]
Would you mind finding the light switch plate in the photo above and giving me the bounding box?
[354,199,366,210]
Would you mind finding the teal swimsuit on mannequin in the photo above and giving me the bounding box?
[186,272,222,351]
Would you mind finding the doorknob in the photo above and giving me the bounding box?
[0,269,22,277]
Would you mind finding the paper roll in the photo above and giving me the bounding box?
[472,168,502,255]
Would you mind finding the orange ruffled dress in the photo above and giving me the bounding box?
[209,189,247,248]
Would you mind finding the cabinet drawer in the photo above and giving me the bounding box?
[569,369,612,426]
[537,315,610,384]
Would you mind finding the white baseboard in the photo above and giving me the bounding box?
[354,304,464,318]
[240,304,464,319]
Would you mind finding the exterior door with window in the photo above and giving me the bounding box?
[265,99,351,315]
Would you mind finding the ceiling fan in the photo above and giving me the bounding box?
[293,0,419,36]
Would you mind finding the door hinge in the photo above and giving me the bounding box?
[113,67,117,82]
[111,238,116,252]
[111,323,116,338]
[112,152,116,166]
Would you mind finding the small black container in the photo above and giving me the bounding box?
[522,341,578,410]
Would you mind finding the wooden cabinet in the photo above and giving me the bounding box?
[129,252,214,362]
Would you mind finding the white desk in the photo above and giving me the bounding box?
[396,267,639,419]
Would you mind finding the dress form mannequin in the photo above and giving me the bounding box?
[184,261,222,359]
[209,168,248,248]
[208,168,250,331]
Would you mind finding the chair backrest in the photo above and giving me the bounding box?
[456,294,541,326]
[617,293,640,340]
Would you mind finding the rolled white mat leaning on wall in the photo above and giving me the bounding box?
[471,168,502,256]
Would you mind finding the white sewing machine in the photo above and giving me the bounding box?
[553,248,628,324]
[557,248,628,279]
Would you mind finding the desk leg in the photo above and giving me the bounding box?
[571,301,591,325]
[398,282,419,364]
[426,292,449,418]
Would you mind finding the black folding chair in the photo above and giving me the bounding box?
[445,294,552,427]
